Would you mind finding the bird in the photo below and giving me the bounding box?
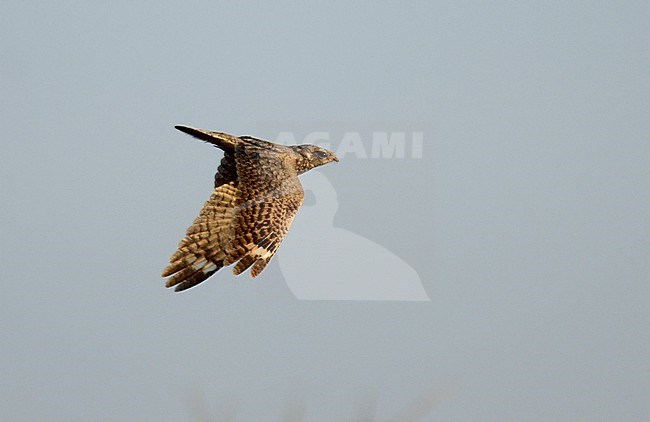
[161,125,339,292]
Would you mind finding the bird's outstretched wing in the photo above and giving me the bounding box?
[162,130,304,291]
[174,125,238,152]
[161,166,238,291]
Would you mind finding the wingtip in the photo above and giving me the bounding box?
[174,125,195,134]
[173,125,238,151]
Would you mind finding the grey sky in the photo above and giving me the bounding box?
[1,1,648,420]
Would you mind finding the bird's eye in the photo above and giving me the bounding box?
[314,150,328,159]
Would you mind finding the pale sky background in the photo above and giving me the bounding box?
[1,1,649,420]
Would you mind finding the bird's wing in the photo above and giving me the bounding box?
[162,139,303,291]
[174,125,239,152]
[161,155,240,291]
[228,142,304,278]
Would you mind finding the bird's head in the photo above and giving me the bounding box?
[292,145,339,174]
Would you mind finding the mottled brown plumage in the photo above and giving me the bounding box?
[162,125,338,291]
